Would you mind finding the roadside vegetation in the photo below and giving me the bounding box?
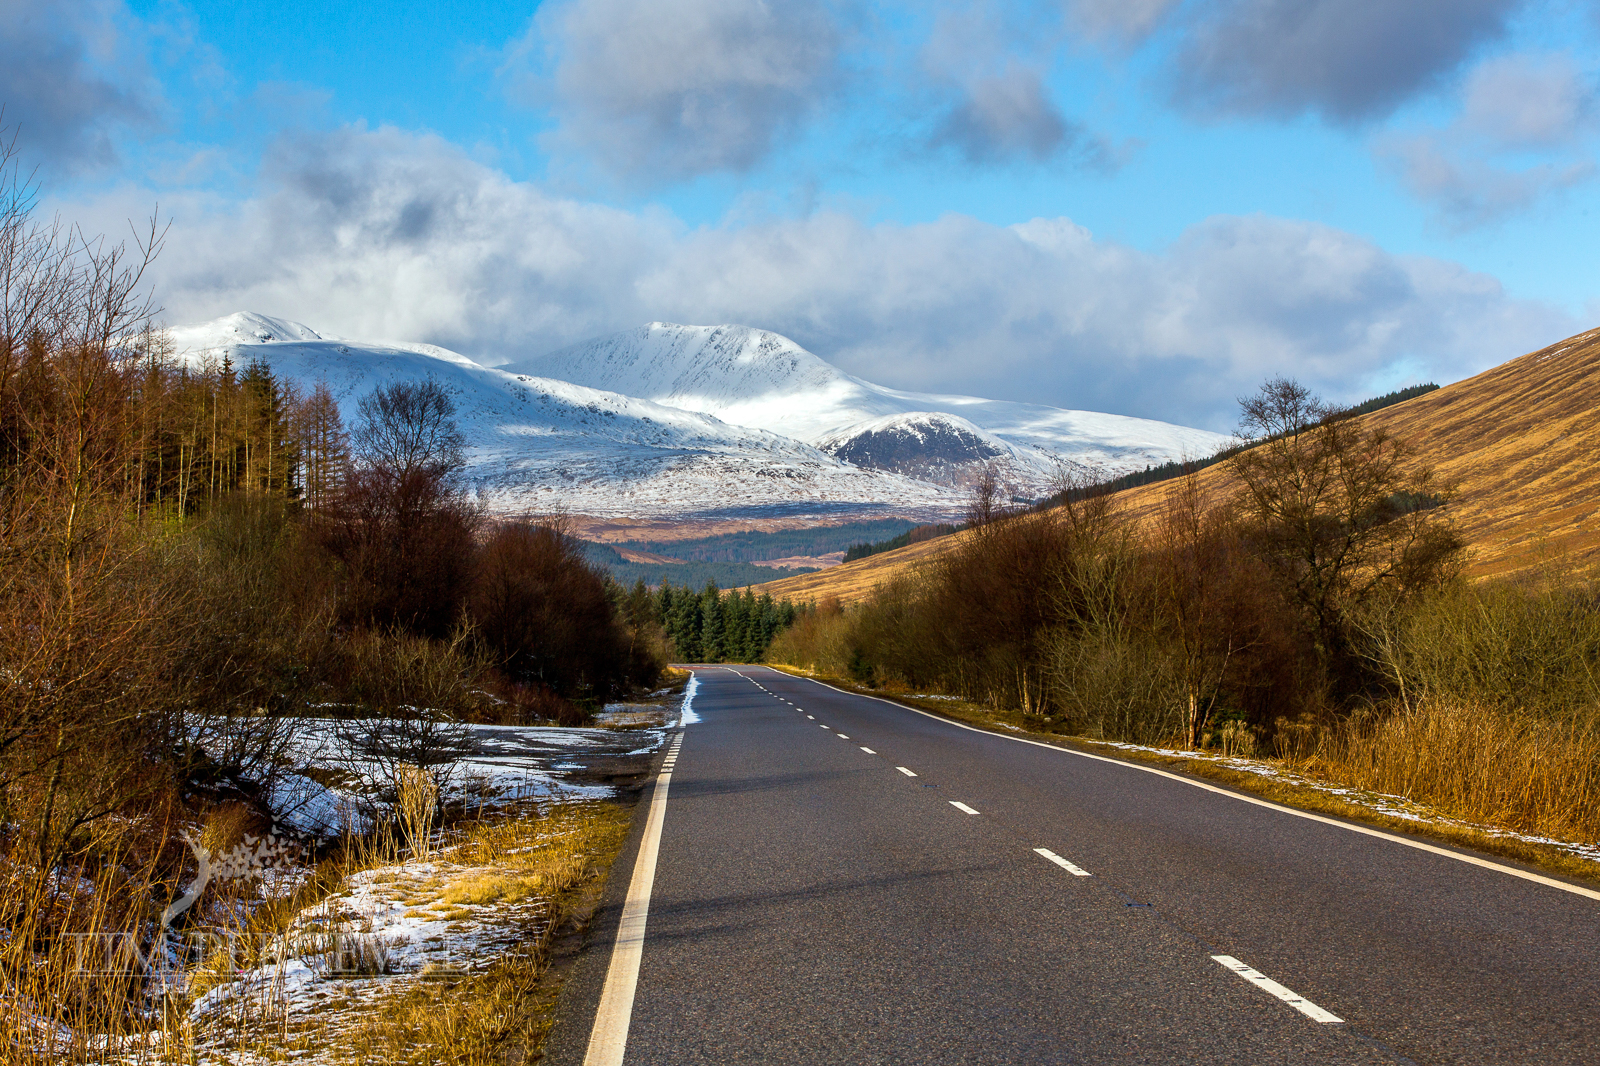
[768,378,1600,855]
[0,143,677,1061]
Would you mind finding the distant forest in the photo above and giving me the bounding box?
[843,523,961,562]
[620,519,918,562]
[581,518,921,588]
[580,543,813,589]
[655,584,800,662]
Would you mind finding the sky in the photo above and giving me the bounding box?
[6,0,1599,430]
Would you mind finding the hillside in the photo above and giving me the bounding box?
[168,313,969,522]
[508,322,1230,494]
[752,325,1600,603]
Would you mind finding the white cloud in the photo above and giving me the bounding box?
[915,4,1119,168]
[1381,134,1593,229]
[1065,0,1180,44]
[114,127,1570,430]
[506,0,844,182]
[1379,52,1598,227]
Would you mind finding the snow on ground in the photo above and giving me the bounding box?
[170,695,685,1063]
[256,711,672,838]
[678,675,701,725]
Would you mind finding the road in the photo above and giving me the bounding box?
[547,666,1600,1065]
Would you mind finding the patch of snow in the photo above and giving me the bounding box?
[678,674,701,725]
[266,773,369,837]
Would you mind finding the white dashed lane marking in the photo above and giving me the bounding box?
[837,734,849,739]
[1034,848,1091,877]
[1211,955,1343,1024]
[896,766,918,777]
[860,747,876,754]
[949,801,980,815]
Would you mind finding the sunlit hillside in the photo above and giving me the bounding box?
[752,325,1600,604]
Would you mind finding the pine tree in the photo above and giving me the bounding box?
[296,382,349,509]
[699,581,724,662]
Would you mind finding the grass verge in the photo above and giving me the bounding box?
[324,802,633,1066]
[766,664,1600,891]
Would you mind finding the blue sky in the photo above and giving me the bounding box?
[8,0,1599,429]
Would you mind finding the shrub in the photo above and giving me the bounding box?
[470,521,631,702]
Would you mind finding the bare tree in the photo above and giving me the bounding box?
[0,123,179,869]
[351,378,466,484]
[1229,377,1462,681]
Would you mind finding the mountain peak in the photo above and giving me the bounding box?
[169,312,328,355]
[512,322,1231,486]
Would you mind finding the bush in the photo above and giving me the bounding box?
[470,521,634,703]
[316,468,479,639]
[1360,576,1600,718]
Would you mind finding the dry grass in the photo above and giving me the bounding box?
[748,532,956,607]
[309,801,631,1066]
[0,799,634,1066]
[1316,701,1600,842]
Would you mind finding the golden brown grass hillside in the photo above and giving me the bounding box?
[753,324,1600,603]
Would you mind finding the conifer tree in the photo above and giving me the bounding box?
[700,581,725,662]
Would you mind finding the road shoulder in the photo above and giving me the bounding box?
[762,664,1600,893]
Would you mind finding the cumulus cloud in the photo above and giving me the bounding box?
[127,127,1569,429]
[506,0,843,182]
[1379,53,1598,227]
[917,5,1117,168]
[0,0,157,170]
[1172,0,1522,123]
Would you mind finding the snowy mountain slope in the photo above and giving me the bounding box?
[508,323,1231,487]
[167,313,968,520]
[815,411,1064,492]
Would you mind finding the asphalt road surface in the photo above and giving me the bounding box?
[548,666,1600,1065]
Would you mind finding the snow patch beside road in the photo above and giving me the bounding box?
[678,675,701,725]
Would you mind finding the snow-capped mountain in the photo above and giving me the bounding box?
[815,412,1061,492]
[167,314,969,521]
[508,323,1230,494]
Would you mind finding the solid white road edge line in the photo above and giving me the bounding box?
[581,751,678,1065]
[1211,955,1343,1024]
[1034,847,1092,877]
[950,801,980,815]
[782,671,1600,903]
[896,766,918,777]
